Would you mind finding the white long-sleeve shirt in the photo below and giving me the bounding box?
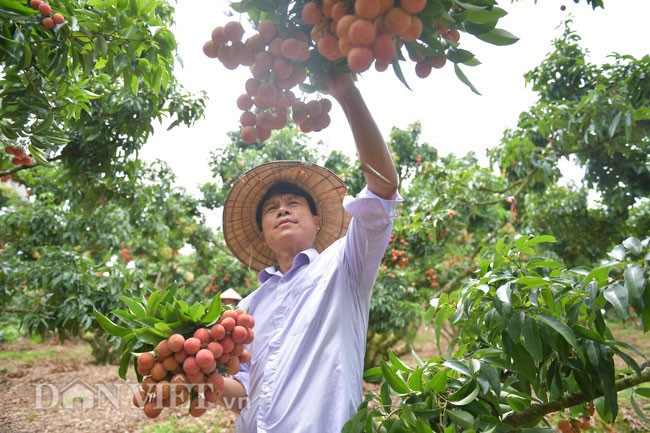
[234,187,402,433]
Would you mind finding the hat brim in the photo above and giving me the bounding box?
[223,161,351,272]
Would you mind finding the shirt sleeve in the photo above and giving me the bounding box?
[232,361,250,394]
[342,186,403,292]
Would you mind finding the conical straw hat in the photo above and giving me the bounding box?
[223,161,351,272]
[220,288,243,301]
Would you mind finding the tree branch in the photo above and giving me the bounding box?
[503,366,650,427]
[0,155,63,177]
[440,225,504,294]
[469,169,537,206]
[0,306,39,313]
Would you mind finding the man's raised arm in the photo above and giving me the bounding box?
[326,74,399,199]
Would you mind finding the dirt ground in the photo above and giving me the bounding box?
[0,338,239,433]
[0,324,647,433]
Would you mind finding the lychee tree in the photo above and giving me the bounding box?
[344,235,650,433]
[488,22,650,266]
[0,0,205,176]
[199,0,612,144]
[201,0,522,143]
[0,158,255,362]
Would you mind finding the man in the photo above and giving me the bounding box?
[218,74,401,432]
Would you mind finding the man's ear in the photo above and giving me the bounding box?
[259,230,267,245]
[313,215,321,231]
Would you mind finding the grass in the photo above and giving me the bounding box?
[140,417,207,433]
[138,411,233,433]
[0,342,91,363]
[0,348,59,362]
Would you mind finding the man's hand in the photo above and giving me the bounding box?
[316,71,356,103]
[316,71,399,199]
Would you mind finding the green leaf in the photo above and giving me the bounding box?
[610,346,641,375]
[380,358,411,394]
[446,409,474,429]
[154,322,174,335]
[508,312,524,342]
[506,395,529,412]
[0,0,37,13]
[119,295,147,318]
[434,304,454,350]
[584,263,612,286]
[479,362,500,395]
[31,111,54,134]
[624,265,645,303]
[408,367,424,392]
[522,318,543,361]
[635,387,650,398]
[462,20,498,36]
[389,351,414,372]
[443,360,472,377]
[537,315,579,349]
[130,74,139,95]
[415,419,434,433]
[188,302,206,322]
[145,290,161,317]
[97,34,108,57]
[448,380,479,406]
[380,381,391,407]
[118,339,135,380]
[524,235,556,246]
[608,111,622,138]
[585,340,601,368]
[94,311,131,337]
[630,394,650,423]
[622,237,642,255]
[608,245,627,261]
[363,366,383,383]
[426,368,448,392]
[527,258,563,269]
[401,404,418,428]
[132,327,167,345]
[454,64,481,95]
[411,347,425,368]
[446,48,479,66]
[495,282,512,316]
[603,281,629,320]
[510,342,536,381]
[518,429,555,433]
[391,57,412,91]
[94,58,108,70]
[461,6,507,24]
[474,28,519,46]
[516,276,549,287]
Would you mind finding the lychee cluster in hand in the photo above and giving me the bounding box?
[132,309,254,418]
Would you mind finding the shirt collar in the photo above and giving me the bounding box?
[258,248,319,283]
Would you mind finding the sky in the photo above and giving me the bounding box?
[141,0,650,198]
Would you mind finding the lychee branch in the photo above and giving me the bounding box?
[0,154,61,177]
[502,365,650,428]
[476,177,526,194]
[440,225,502,294]
[466,169,537,207]
[0,306,39,313]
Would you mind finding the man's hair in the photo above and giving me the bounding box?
[255,181,318,231]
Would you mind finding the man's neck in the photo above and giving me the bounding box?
[275,247,316,274]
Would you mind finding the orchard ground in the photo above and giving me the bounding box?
[1,322,648,433]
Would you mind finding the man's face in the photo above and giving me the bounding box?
[259,193,321,254]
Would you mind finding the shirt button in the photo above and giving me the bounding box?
[262,386,270,393]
